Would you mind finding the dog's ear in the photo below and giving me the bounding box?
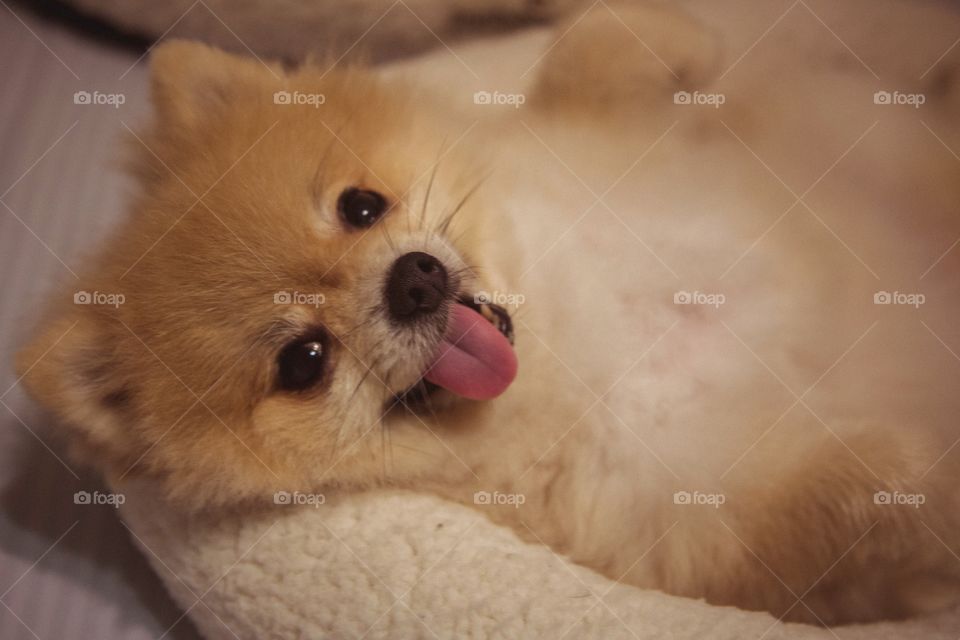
[15,305,140,475]
[149,39,284,129]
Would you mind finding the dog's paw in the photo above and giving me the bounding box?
[529,1,721,112]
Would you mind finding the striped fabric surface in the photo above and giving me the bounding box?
[0,6,200,640]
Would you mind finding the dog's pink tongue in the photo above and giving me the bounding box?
[424,304,517,400]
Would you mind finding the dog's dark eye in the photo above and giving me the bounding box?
[276,335,328,391]
[338,188,387,228]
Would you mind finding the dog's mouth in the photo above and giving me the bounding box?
[455,295,515,345]
[394,294,517,412]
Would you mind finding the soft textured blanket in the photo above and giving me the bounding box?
[118,483,960,639]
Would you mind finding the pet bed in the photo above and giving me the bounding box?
[118,482,960,639]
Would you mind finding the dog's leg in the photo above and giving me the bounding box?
[698,426,960,624]
[528,1,721,113]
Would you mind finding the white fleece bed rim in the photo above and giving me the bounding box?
[115,483,960,640]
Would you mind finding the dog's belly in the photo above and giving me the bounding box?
[418,0,960,622]
[453,123,960,619]
[495,106,960,470]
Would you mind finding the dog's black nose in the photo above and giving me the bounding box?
[385,252,448,322]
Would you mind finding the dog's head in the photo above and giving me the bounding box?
[16,41,517,507]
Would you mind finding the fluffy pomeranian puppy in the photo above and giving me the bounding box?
[17,1,960,626]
